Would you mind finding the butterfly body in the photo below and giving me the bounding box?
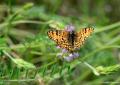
[68,31,76,46]
[47,27,94,52]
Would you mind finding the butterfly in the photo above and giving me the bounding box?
[47,27,94,52]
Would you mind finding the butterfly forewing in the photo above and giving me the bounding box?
[47,30,73,51]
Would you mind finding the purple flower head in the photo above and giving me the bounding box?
[56,46,61,49]
[62,49,68,53]
[56,46,68,53]
[65,24,75,32]
[64,54,74,62]
[73,52,79,58]
[64,52,80,62]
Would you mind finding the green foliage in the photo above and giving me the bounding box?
[96,64,120,75]
[0,0,120,85]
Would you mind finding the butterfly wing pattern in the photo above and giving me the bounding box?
[47,27,94,52]
[47,30,71,50]
[74,28,94,50]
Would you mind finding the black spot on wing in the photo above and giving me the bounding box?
[56,30,58,36]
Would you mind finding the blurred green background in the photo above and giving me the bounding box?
[0,0,120,85]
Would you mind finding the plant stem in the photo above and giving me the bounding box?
[94,21,120,33]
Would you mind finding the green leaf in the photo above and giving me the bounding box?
[96,64,120,75]
[13,58,36,69]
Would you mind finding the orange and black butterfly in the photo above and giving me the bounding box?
[47,27,94,52]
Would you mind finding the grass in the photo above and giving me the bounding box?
[0,1,120,85]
